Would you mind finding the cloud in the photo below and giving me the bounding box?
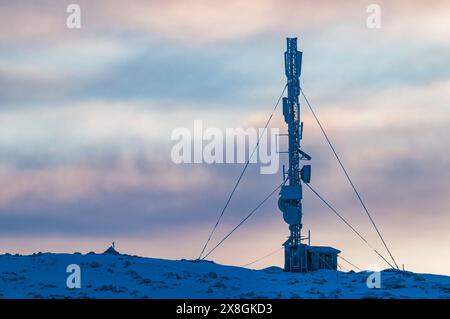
[2,0,450,44]
[2,0,449,108]
[0,0,348,43]
[0,156,215,206]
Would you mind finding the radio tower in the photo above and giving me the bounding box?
[278,38,339,272]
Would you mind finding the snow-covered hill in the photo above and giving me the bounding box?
[1,248,449,299]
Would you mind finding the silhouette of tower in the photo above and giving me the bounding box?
[279,38,339,272]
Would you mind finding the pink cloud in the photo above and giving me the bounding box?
[2,0,449,44]
[0,157,214,206]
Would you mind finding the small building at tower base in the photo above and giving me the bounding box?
[283,242,340,272]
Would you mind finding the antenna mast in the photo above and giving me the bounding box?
[279,37,312,272]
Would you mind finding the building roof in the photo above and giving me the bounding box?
[307,246,341,254]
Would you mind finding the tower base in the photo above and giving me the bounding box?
[283,243,340,272]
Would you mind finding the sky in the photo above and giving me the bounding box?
[0,0,449,275]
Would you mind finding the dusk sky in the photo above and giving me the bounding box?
[0,0,449,275]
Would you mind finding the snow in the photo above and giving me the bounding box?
[0,249,449,299]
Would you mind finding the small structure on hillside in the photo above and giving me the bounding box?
[103,242,120,255]
[283,241,340,272]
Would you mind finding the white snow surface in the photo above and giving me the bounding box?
[0,251,449,299]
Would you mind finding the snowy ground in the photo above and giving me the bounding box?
[0,249,449,299]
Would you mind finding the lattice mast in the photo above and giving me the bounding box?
[279,37,311,271]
